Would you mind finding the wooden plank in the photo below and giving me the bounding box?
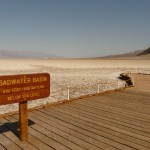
[78,100,150,123]
[46,106,150,143]
[39,109,147,150]
[121,90,150,98]
[27,134,54,150]
[106,93,150,106]
[0,144,5,150]
[0,118,38,150]
[24,122,86,150]
[6,115,68,150]
[29,112,104,150]
[101,93,150,107]
[74,96,150,121]
[65,102,150,130]
[0,129,22,150]
[95,96,150,114]
[2,116,54,150]
[70,102,150,129]
[111,89,150,97]
[33,109,150,150]
[42,108,150,148]
[30,112,111,150]
[0,134,21,150]
[91,97,150,115]
[56,104,150,138]
[28,124,90,150]
[74,96,150,120]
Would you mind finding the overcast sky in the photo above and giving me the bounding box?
[0,0,150,58]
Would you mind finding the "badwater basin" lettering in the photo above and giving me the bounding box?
[0,76,47,86]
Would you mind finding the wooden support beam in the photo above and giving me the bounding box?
[19,102,28,141]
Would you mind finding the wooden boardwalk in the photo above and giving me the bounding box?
[0,74,150,150]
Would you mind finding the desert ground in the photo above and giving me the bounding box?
[0,58,150,115]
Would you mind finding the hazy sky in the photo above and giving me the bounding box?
[0,0,150,58]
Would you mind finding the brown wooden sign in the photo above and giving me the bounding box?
[0,73,50,105]
[0,73,50,141]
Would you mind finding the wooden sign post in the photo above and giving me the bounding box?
[0,73,50,141]
[19,101,28,141]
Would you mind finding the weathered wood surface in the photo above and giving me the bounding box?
[0,74,150,150]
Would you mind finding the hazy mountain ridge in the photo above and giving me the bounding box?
[138,47,150,56]
[0,50,60,58]
[103,50,143,58]
[101,47,150,59]
[0,47,150,59]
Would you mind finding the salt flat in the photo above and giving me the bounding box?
[0,58,150,71]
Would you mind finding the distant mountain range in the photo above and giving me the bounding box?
[102,47,150,58]
[0,50,60,58]
[138,47,150,56]
[0,47,150,59]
